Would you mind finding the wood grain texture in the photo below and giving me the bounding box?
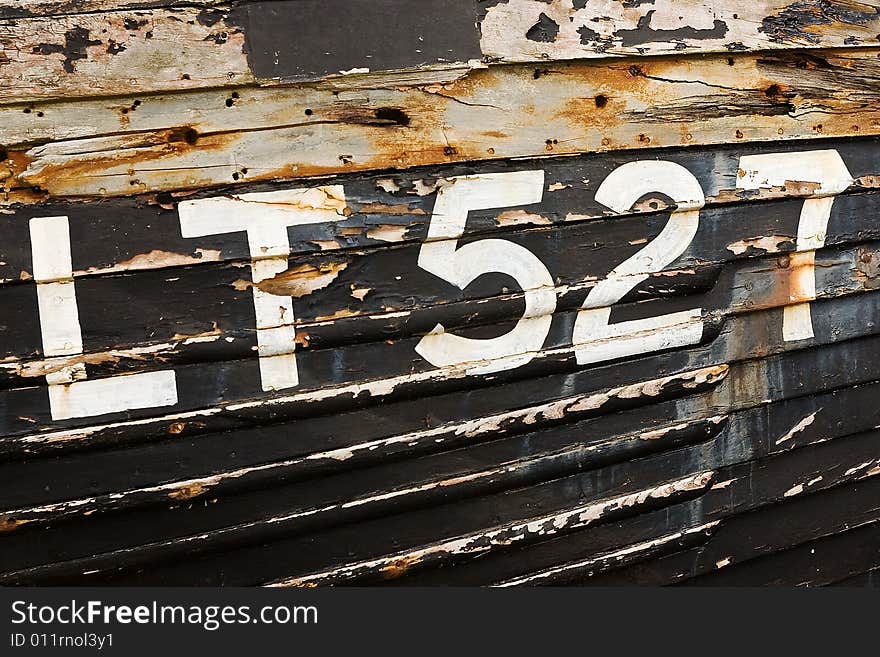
[2,4,880,587]
[0,0,226,17]
[479,0,880,61]
[4,48,880,200]
[3,1,880,103]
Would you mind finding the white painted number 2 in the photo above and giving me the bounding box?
[574,161,706,364]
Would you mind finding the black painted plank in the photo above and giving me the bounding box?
[3,136,879,286]
[21,425,873,585]
[682,521,880,586]
[1,352,878,582]
[229,0,484,81]
[533,478,880,586]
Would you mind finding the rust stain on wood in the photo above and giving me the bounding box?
[6,48,880,199]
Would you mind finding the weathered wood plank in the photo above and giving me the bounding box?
[258,431,878,587]
[1,138,879,282]
[2,339,877,575]
[161,431,880,585]
[3,290,880,550]
[3,398,877,584]
[0,396,726,538]
[3,275,880,456]
[497,477,880,585]
[684,520,880,585]
[0,5,256,103]
[0,139,874,445]
[480,0,880,62]
[2,1,878,590]
[3,1,880,102]
[830,567,880,585]
[1,226,879,391]
[7,48,880,198]
[0,0,226,17]
[396,474,880,585]
[0,249,876,437]
[0,367,730,575]
[1,239,877,583]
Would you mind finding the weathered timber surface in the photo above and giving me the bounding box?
[0,138,876,430]
[0,132,879,584]
[4,48,880,199]
[2,4,879,585]
[0,137,876,281]
[3,1,880,102]
[1,0,227,16]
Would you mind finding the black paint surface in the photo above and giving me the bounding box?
[231,0,484,80]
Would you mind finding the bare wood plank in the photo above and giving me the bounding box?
[7,49,880,198]
[3,2,880,102]
[479,0,880,62]
[0,5,256,103]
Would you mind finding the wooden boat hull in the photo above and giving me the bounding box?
[0,0,877,585]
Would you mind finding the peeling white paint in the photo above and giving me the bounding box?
[775,410,820,445]
[738,150,852,342]
[415,171,556,375]
[783,483,804,497]
[179,185,347,391]
[574,161,705,365]
[265,471,715,586]
[496,522,719,586]
[29,215,178,420]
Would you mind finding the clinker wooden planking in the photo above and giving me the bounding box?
[3,48,880,199]
[1,2,879,587]
[2,135,880,584]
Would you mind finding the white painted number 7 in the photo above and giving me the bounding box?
[737,150,852,341]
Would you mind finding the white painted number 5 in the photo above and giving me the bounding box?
[416,171,556,374]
